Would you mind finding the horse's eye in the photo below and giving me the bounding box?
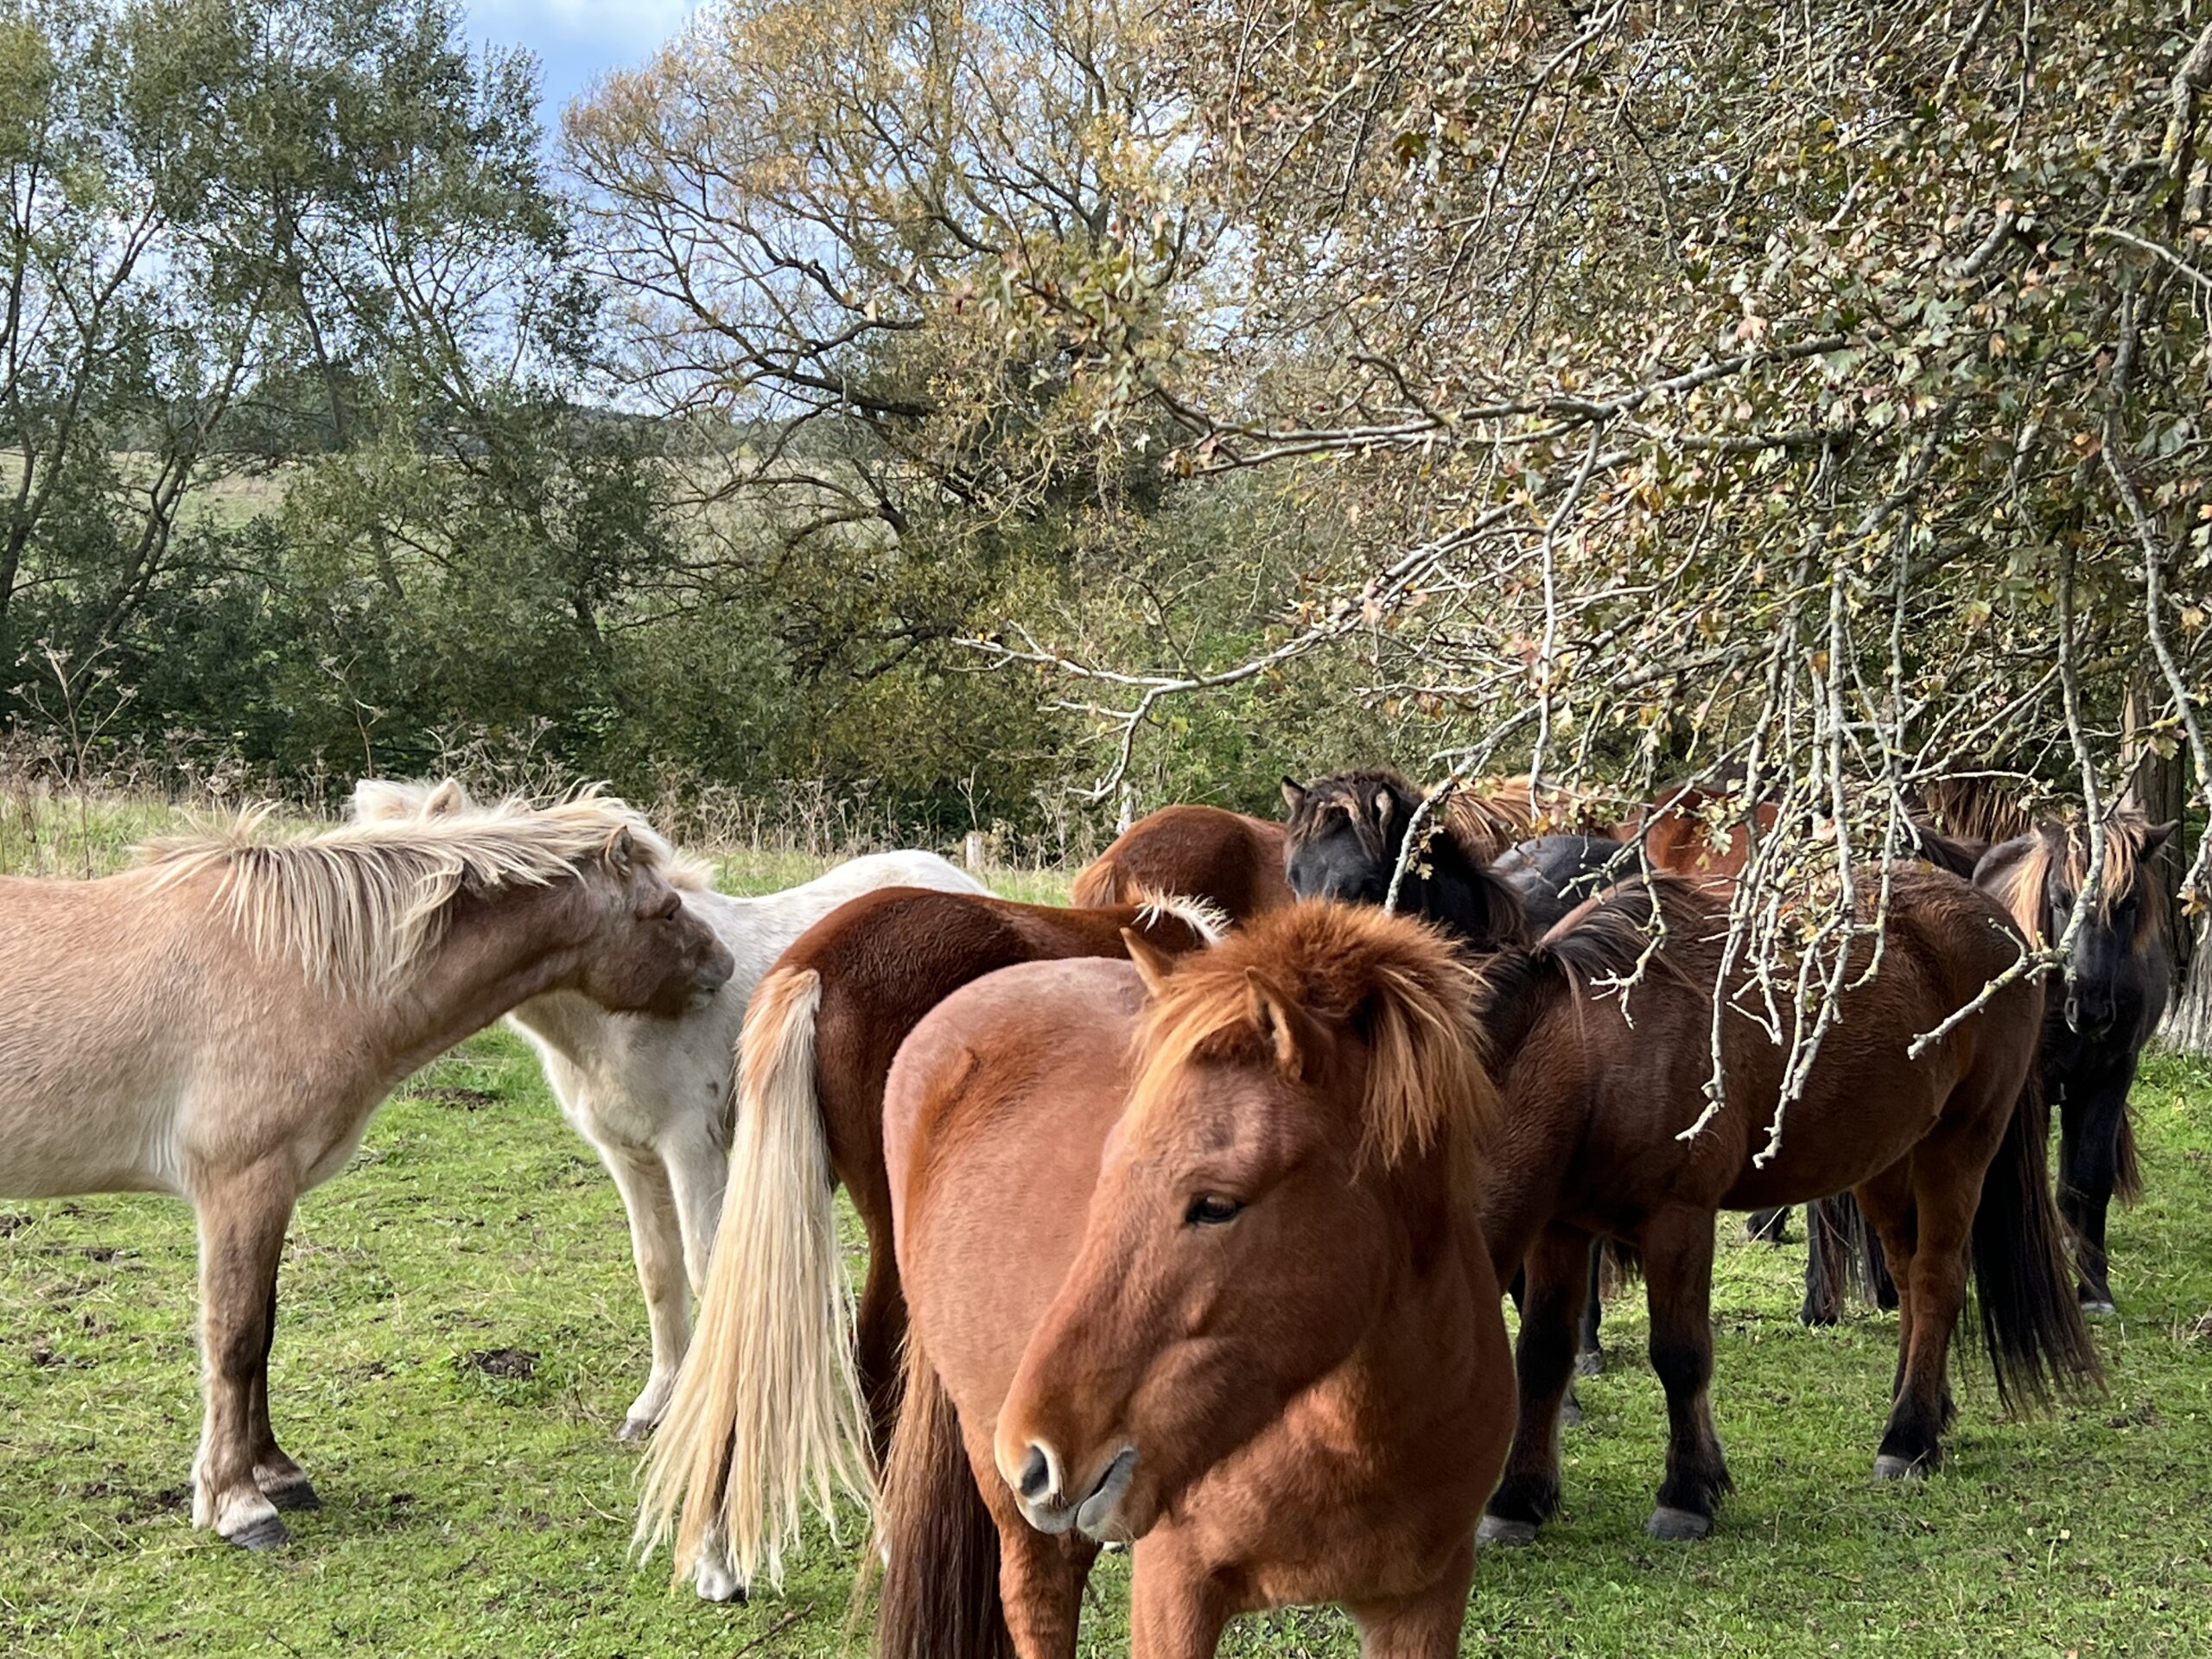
[1185,1193,1243,1226]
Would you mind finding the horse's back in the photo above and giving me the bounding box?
[1522,866,2041,1214]
[1073,805,1290,918]
[790,849,988,908]
[886,958,1144,1415]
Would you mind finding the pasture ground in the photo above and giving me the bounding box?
[3,824,2212,1656]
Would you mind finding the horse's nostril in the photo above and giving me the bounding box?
[1019,1445,1051,1501]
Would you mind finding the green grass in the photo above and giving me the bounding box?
[6,798,2212,1655]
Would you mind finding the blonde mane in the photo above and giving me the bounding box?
[1988,816,2163,947]
[1128,903,1499,1191]
[140,791,685,993]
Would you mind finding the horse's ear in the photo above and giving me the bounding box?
[2146,819,2179,857]
[424,779,467,817]
[1280,777,1307,814]
[605,825,636,873]
[1372,790,1394,831]
[1121,928,1179,996]
[1245,968,1322,1081]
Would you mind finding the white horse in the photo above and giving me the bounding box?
[350,780,988,1441]
[0,792,734,1548]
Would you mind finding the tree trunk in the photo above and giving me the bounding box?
[2126,685,2208,1054]
[2122,686,2189,956]
[2171,925,2212,1054]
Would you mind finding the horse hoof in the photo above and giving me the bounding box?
[226,1513,291,1551]
[1644,1505,1712,1541]
[1477,1515,1540,1548]
[618,1416,655,1444]
[1873,1452,1929,1482]
[1574,1348,1604,1378]
[263,1477,321,1512]
[2081,1299,2117,1318]
[1559,1394,1584,1428]
[692,1559,747,1605]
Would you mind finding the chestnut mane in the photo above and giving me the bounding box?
[1129,903,1499,1187]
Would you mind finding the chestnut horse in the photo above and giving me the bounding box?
[0,794,734,1549]
[1072,804,1294,917]
[636,887,1221,1599]
[874,903,1515,1658]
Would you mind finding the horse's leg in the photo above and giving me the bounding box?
[2059,1067,2135,1313]
[1641,1204,1730,1540]
[1799,1201,1835,1326]
[664,1114,731,1295]
[247,1277,315,1510]
[1348,1539,1476,1658]
[1868,1155,1978,1479]
[596,1141,689,1440]
[855,1217,909,1458]
[1128,1536,1230,1659]
[1478,1223,1590,1545]
[1852,1166,1919,1402]
[997,1518,1097,1659]
[1575,1243,1605,1377]
[649,1112,734,1422]
[190,1158,299,1548]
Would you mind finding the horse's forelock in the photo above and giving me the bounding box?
[1128,905,1496,1189]
[2057,817,2166,944]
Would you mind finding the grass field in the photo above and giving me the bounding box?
[4,809,2212,1656]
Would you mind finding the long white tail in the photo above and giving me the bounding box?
[633,965,870,1592]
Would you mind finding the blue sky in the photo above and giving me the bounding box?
[465,0,697,126]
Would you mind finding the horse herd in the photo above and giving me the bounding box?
[0,769,2177,1657]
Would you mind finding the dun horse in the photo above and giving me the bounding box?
[873,904,1516,1658]
[0,795,733,1548]
[1072,804,1294,917]
[636,887,1222,1599]
[1282,771,2097,1538]
[351,779,986,1437]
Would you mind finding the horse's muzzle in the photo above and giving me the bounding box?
[1003,1439,1138,1541]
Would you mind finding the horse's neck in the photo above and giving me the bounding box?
[1321,1198,1494,1446]
[505,988,615,1068]
[381,883,605,1080]
[1409,858,1521,949]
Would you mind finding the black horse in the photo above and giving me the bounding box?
[1979,815,2174,1311]
[1280,768,1531,948]
[1800,811,2174,1319]
[1281,771,1635,1375]
[1492,834,1643,930]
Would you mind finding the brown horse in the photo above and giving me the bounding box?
[1468,871,2098,1543]
[874,903,1516,1658]
[636,887,1220,1599]
[1071,804,1294,917]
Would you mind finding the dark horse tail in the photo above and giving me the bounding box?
[1972,1071,2102,1411]
[2113,1106,2145,1202]
[870,1335,1014,1659]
